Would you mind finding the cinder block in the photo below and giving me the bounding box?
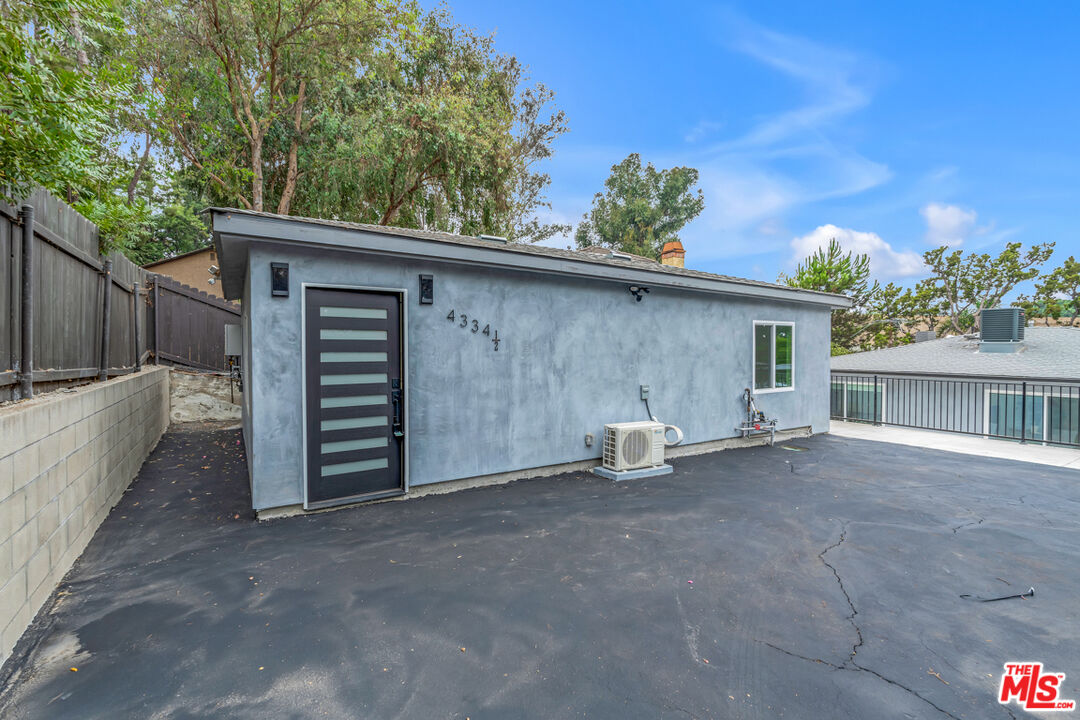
[24,476,48,520]
[47,401,65,435]
[0,492,26,539]
[59,425,77,459]
[36,432,61,476]
[74,418,90,450]
[0,454,12,501]
[0,568,27,630]
[27,575,53,622]
[0,413,26,460]
[12,444,39,493]
[1,597,31,664]
[0,539,11,579]
[10,520,38,569]
[58,484,78,521]
[36,500,60,543]
[23,406,50,447]
[26,547,50,596]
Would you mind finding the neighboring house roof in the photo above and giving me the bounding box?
[143,246,214,269]
[830,327,1080,382]
[208,208,851,309]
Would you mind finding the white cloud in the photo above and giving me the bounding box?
[921,202,978,246]
[675,11,890,261]
[790,224,925,279]
[684,120,725,143]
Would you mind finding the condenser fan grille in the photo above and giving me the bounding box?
[621,429,649,466]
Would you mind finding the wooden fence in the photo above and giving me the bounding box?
[150,275,240,371]
[1,190,239,402]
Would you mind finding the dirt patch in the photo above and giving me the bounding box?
[169,370,241,423]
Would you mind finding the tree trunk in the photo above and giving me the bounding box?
[251,133,264,212]
[127,132,152,204]
[276,81,306,215]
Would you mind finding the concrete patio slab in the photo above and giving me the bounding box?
[1,424,1078,719]
[830,420,1080,469]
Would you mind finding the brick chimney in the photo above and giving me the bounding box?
[660,240,685,268]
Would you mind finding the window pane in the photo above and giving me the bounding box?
[830,382,846,417]
[1048,395,1080,445]
[754,325,773,389]
[774,325,793,388]
[988,392,1043,440]
[846,384,881,421]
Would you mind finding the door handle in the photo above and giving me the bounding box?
[391,379,404,438]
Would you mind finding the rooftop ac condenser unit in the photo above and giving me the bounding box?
[602,421,666,472]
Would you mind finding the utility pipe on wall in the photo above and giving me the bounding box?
[99,258,112,381]
[18,204,34,399]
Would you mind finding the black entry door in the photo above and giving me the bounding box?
[305,288,404,505]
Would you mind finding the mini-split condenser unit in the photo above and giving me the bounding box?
[602,421,666,471]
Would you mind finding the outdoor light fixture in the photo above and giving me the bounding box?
[419,273,434,304]
[271,262,289,297]
[628,285,650,302]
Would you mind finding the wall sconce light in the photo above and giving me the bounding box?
[419,274,434,304]
[628,285,650,302]
[271,262,289,297]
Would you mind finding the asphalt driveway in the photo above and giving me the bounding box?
[1,425,1078,719]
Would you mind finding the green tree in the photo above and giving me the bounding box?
[0,0,129,202]
[922,242,1055,334]
[1035,256,1080,326]
[574,154,704,259]
[779,238,889,353]
[868,279,941,347]
[133,0,397,214]
[289,7,568,240]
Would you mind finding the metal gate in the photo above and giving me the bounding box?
[304,287,405,507]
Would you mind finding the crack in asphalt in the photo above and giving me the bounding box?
[756,641,842,670]
[852,664,962,720]
[952,517,984,534]
[818,523,864,661]
[758,523,964,720]
[1018,495,1055,527]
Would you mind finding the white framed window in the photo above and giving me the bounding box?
[753,321,794,393]
[981,387,1079,445]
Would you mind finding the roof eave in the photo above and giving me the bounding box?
[211,210,851,309]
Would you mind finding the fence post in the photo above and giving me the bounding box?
[132,281,141,372]
[98,258,112,382]
[18,204,34,399]
[1020,381,1027,444]
[152,275,159,363]
[873,374,880,425]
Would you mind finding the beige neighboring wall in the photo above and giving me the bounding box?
[144,248,222,298]
[0,367,170,667]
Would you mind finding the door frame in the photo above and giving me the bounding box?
[300,282,410,509]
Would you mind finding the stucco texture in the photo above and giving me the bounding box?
[244,245,833,510]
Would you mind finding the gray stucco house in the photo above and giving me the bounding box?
[211,209,848,514]
[831,323,1080,446]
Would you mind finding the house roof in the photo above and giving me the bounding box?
[208,208,850,309]
[142,245,214,268]
[830,326,1080,382]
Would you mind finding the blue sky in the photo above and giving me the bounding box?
[438,0,1079,288]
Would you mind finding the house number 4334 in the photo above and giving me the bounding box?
[446,310,501,350]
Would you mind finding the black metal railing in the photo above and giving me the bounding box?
[830,373,1080,448]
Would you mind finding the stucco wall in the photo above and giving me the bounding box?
[0,367,169,666]
[244,244,833,510]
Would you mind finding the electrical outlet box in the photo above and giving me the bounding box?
[640,384,650,400]
[584,433,594,447]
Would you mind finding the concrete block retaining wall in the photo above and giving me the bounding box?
[0,367,170,666]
